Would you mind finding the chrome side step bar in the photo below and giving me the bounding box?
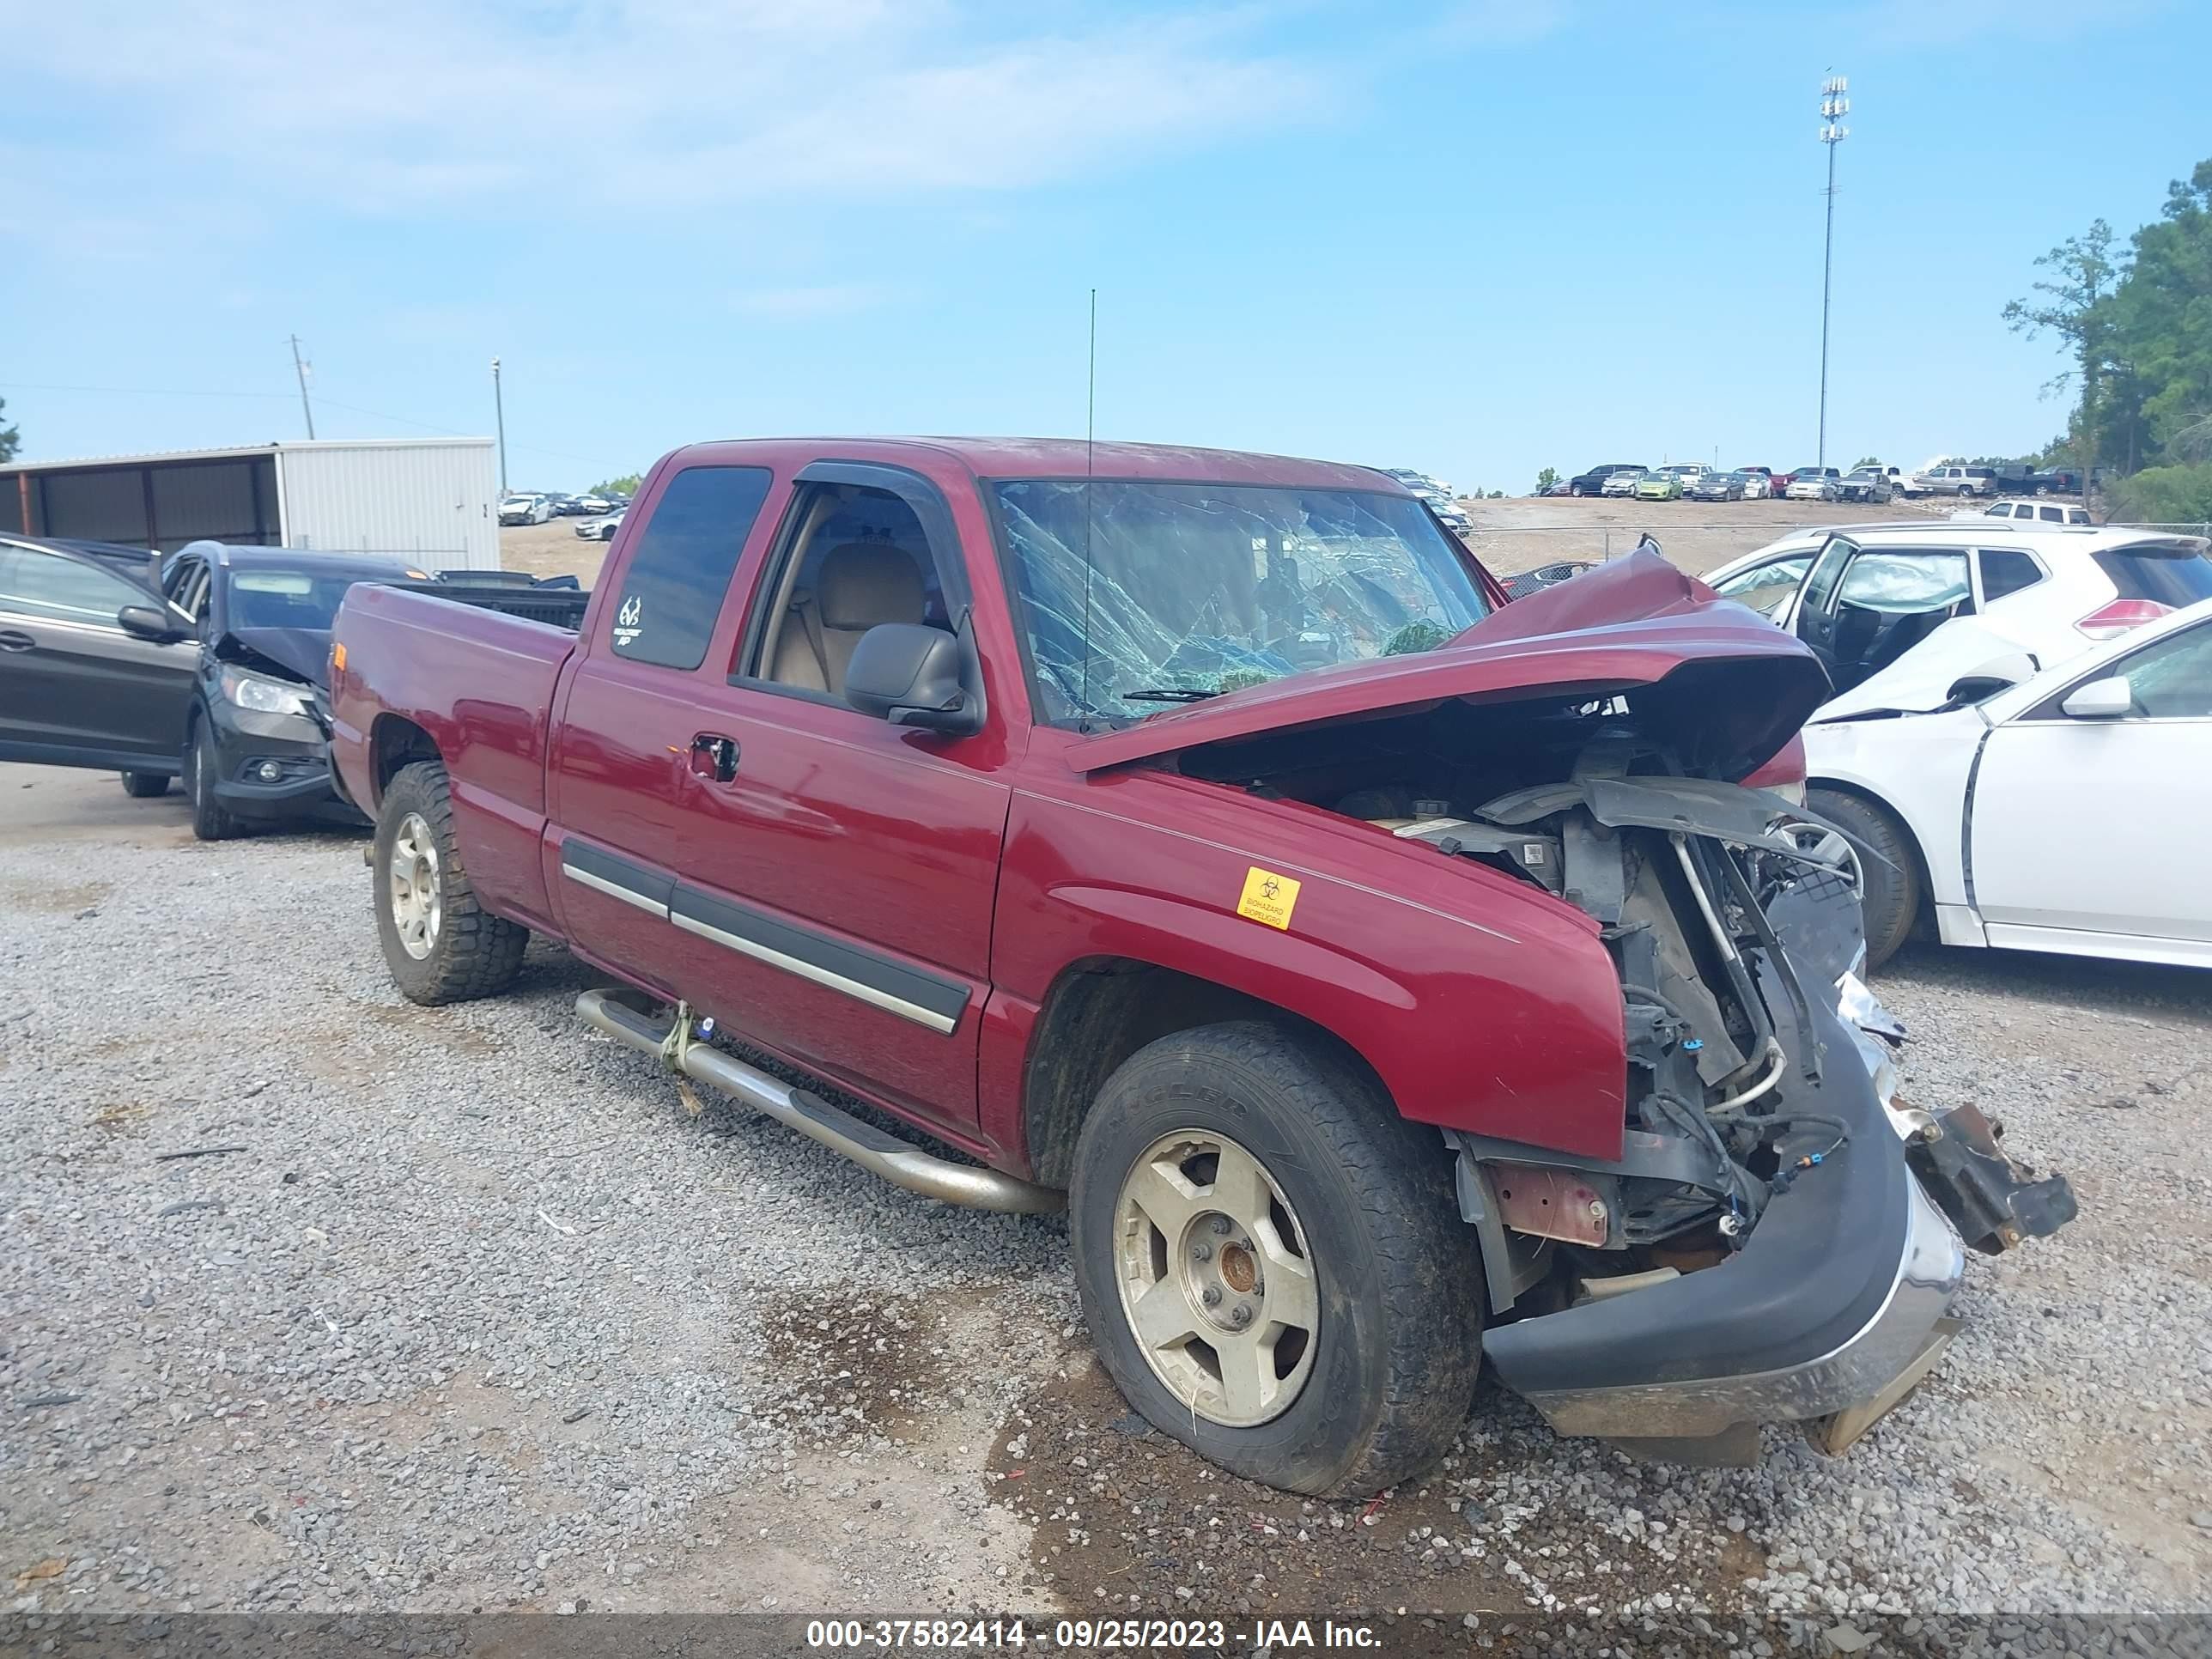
[575,988,1065,1215]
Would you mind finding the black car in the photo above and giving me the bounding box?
[154,543,443,838]
[0,537,430,838]
[1565,463,1643,497]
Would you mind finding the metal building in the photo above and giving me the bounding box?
[0,437,501,569]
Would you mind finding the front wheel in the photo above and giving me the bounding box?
[185,724,240,841]
[374,759,530,1004]
[1070,1023,1485,1498]
[1569,483,1585,497]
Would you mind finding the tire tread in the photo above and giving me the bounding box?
[377,760,529,1005]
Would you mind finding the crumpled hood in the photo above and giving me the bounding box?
[222,626,333,689]
[1067,550,1834,777]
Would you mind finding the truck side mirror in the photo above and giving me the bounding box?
[2059,675,2133,720]
[845,623,982,737]
[118,605,186,644]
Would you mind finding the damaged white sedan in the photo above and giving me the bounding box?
[1806,597,2212,969]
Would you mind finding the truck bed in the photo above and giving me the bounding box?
[330,579,585,931]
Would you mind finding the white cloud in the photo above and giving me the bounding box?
[3,1,1326,217]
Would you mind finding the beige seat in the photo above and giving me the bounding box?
[769,543,927,696]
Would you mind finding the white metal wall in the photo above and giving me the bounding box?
[273,440,501,570]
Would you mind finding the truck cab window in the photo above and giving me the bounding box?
[609,466,774,670]
[746,483,950,699]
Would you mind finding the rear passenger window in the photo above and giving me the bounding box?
[1979,549,2043,601]
[610,467,774,670]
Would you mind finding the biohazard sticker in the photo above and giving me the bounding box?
[1237,866,1301,931]
[613,593,643,647]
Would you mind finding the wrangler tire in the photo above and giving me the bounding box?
[1811,786,1923,971]
[1070,1021,1485,1498]
[374,760,529,1006]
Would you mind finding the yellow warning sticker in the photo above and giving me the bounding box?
[1237,866,1302,931]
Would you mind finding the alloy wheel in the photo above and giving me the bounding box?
[1112,1130,1320,1427]
[389,812,442,960]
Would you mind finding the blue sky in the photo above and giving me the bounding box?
[3,0,2203,494]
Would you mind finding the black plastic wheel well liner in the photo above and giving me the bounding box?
[370,714,443,805]
[1022,957,1388,1191]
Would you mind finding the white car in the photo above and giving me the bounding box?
[1658,463,1710,493]
[1703,522,2212,720]
[1803,596,2212,969]
[1735,468,1774,499]
[1957,497,2093,526]
[574,508,625,542]
[1785,466,1842,501]
[498,495,552,526]
[1600,469,1641,498]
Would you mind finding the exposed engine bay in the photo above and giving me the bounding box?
[1176,692,2077,1328]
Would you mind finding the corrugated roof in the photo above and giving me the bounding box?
[0,435,494,475]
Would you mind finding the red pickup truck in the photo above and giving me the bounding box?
[330,437,2072,1496]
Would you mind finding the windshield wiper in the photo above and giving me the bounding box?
[1121,687,1221,703]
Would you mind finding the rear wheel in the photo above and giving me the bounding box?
[185,724,240,842]
[1810,787,1923,970]
[374,760,530,1004]
[1070,1022,1485,1498]
[119,771,169,799]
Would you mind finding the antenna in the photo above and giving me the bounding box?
[1079,288,1097,728]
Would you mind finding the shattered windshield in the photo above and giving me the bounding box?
[993,479,1490,725]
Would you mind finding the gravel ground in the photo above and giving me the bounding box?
[3,766,2209,1637]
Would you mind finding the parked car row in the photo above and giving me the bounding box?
[1559,460,2098,505]
[500,489,629,526]
[1382,467,1473,534]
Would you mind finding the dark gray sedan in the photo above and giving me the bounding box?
[1686,471,1751,502]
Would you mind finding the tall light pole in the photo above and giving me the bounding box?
[288,335,316,439]
[490,357,507,493]
[1817,74,1850,470]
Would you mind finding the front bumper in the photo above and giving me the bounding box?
[1481,1001,1972,1462]
[205,700,364,824]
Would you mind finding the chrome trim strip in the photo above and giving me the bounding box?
[562,862,668,918]
[669,910,960,1035]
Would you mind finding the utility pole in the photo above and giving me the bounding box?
[490,357,507,493]
[288,335,316,439]
[1817,74,1850,470]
